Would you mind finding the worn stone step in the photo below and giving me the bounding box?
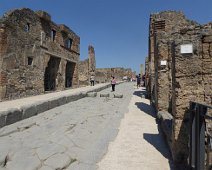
[100,93,110,97]
[113,94,123,98]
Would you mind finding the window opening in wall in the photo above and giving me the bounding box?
[67,38,73,49]
[154,20,165,32]
[27,57,33,65]
[25,23,30,32]
[51,29,56,41]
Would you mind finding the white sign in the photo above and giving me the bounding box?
[160,60,167,66]
[180,44,193,54]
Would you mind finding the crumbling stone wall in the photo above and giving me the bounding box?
[95,68,135,83]
[78,45,96,86]
[171,23,212,165]
[0,8,80,101]
[148,11,193,112]
[147,11,212,166]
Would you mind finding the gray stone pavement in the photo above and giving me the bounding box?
[0,82,134,170]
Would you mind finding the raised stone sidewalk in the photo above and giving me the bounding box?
[0,83,112,128]
[98,87,173,170]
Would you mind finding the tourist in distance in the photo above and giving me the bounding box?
[136,74,141,88]
[111,76,116,91]
[90,75,95,86]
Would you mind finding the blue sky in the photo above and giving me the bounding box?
[0,0,212,74]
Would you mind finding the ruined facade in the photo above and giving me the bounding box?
[95,67,136,83]
[78,45,96,86]
[0,8,80,101]
[146,11,212,166]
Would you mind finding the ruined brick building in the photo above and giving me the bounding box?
[78,45,96,86]
[146,11,212,167]
[0,8,80,101]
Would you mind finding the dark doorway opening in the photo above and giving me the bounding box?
[44,56,61,91]
[65,61,75,88]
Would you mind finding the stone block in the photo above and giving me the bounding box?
[21,104,38,119]
[113,94,123,98]
[35,101,49,114]
[203,35,212,43]
[100,93,110,97]
[43,153,71,170]
[57,96,67,106]
[157,111,173,144]
[48,98,59,110]
[0,111,6,128]
[80,91,87,97]
[66,93,83,103]
[5,108,22,125]
[87,92,97,97]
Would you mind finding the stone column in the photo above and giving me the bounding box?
[88,45,96,77]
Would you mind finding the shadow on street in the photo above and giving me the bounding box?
[135,102,156,118]
[133,90,147,98]
[143,132,174,169]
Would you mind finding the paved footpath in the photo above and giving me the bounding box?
[98,87,172,170]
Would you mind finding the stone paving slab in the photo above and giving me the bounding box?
[0,83,112,128]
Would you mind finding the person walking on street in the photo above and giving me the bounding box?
[111,76,116,91]
[90,75,95,86]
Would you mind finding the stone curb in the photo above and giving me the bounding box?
[0,83,111,128]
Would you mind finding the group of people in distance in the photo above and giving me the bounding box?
[90,75,117,92]
[89,73,145,91]
[136,73,146,88]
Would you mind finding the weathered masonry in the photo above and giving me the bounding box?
[0,8,80,101]
[95,68,136,83]
[146,11,212,167]
[79,45,96,86]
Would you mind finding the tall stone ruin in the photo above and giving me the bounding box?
[0,8,80,101]
[78,45,96,86]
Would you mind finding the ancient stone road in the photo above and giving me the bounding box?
[0,83,134,170]
[0,83,172,170]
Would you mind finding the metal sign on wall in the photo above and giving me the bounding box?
[180,44,193,54]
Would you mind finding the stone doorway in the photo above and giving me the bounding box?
[44,56,61,91]
[65,61,75,88]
